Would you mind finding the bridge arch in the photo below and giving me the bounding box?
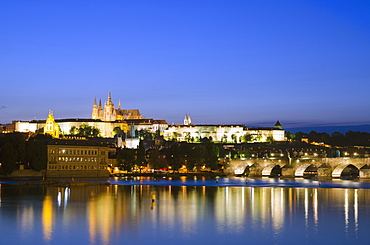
[262,164,281,177]
[295,163,318,177]
[332,164,359,178]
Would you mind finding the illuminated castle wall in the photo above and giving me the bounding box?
[163,115,285,143]
[10,93,285,143]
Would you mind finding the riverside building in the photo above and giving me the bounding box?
[46,140,110,178]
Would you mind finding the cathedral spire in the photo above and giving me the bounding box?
[118,99,121,109]
[107,92,113,105]
[93,97,97,106]
[184,114,192,125]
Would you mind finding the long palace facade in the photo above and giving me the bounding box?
[8,93,286,143]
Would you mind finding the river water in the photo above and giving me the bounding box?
[0,177,370,244]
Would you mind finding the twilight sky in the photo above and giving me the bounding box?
[1,1,369,128]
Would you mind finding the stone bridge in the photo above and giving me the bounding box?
[228,157,370,179]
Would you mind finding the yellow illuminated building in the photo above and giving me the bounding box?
[44,110,60,138]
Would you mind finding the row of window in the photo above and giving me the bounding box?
[48,157,107,163]
[48,165,107,170]
[49,149,104,156]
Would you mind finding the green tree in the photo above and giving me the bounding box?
[112,126,124,136]
[71,124,100,137]
[70,126,78,135]
[231,134,237,143]
[243,134,253,143]
[138,130,154,140]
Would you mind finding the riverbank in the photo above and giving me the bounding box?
[1,180,110,187]
[111,171,227,178]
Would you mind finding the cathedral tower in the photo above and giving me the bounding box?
[184,114,192,125]
[92,97,99,119]
[103,92,117,121]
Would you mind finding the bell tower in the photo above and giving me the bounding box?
[44,110,60,138]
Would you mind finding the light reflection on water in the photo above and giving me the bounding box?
[0,182,369,244]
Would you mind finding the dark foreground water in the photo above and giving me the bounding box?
[1,177,370,244]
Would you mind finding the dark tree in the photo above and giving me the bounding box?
[26,141,47,171]
[0,142,18,175]
[135,141,147,167]
[116,148,135,171]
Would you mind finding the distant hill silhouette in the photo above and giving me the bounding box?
[285,124,370,134]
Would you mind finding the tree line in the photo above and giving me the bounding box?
[0,133,47,175]
[116,138,222,172]
[288,131,370,146]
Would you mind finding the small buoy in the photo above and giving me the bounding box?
[318,181,321,185]
[151,192,156,202]
[245,180,248,184]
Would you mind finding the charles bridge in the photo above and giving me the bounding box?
[228,154,370,179]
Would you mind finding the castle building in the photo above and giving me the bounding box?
[163,117,285,143]
[10,93,167,139]
[7,93,285,144]
[92,92,143,121]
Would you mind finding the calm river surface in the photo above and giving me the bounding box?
[1,177,370,244]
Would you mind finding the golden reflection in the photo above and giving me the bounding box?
[313,188,318,228]
[42,196,53,242]
[354,189,358,236]
[7,184,366,243]
[88,194,97,245]
[305,188,308,228]
[345,189,349,238]
[271,188,284,233]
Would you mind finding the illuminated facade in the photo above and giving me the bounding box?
[163,120,285,143]
[46,143,109,178]
[14,119,128,138]
[44,110,59,138]
[8,93,284,143]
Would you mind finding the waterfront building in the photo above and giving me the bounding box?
[46,140,110,178]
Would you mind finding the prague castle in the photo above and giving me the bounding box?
[7,93,286,144]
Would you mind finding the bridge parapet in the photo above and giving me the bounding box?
[229,157,370,179]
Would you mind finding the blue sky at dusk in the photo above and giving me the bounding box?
[1,1,369,129]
